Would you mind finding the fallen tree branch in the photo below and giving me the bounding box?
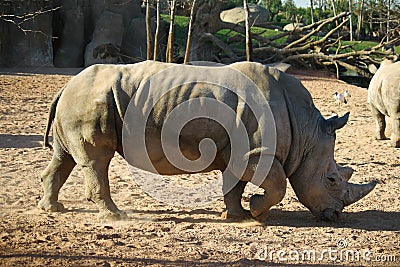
[219,21,279,46]
[200,32,239,61]
[253,19,349,57]
[285,12,349,49]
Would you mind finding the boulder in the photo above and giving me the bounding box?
[283,23,304,31]
[220,4,269,27]
[84,11,124,66]
[90,0,142,28]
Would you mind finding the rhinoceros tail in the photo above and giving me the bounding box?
[43,87,65,149]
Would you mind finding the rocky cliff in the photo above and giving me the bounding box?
[0,0,167,67]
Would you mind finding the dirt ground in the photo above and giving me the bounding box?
[0,66,399,266]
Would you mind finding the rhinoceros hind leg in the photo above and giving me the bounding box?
[249,158,286,222]
[390,118,400,148]
[370,104,387,140]
[221,179,251,220]
[38,145,76,212]
[80,149,127,220]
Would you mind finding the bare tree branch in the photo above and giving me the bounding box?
[0,6,61,36]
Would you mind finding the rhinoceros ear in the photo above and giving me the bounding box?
[324,112,350,134]
[337,165,354,181]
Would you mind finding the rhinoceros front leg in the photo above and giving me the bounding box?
[221,176,250,220]
[370,104,387,140]
[81,152,127,220]
[390,118,400,147]
[248,157,286,222]
[38,142,76,212]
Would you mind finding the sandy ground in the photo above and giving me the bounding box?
[0,67,399,266]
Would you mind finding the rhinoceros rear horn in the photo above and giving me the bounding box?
[324,112,350,134]
[343,181,377,206]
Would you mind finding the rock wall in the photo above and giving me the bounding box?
[0,0,167,67]
[0,0,53,67]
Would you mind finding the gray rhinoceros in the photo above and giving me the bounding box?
[368,60,400,148]
[39,61,376,221]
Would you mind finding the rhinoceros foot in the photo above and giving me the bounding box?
[221,209,252,221]
[38,199,65,212]
[249,194,277,223]
[253,212,269,223]
[390,139,400,148]
[374,133,388,140]
[98,210,128,221]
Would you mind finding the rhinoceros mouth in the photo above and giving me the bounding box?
[321,208,341,221]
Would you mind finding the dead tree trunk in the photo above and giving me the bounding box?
[310,0,315,24]
[184,0,197,64]
[244,0,253,61]
[330,0,338,27]
[153,0,160,60]
[146,0,153,60]
[348,0,353,41]
[386,0,391,43]
[166,0,177,63]
[356,0,365,40]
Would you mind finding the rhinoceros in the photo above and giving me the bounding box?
[368,60,400,148]
[39,61,376,221]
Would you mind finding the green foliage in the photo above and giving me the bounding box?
[258,0,283,21]
[282,0,297,20]
[327,40,400,56]
[161,14,188,49]
[341,41,379,51]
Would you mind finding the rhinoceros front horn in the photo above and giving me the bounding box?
[343,181,377,206]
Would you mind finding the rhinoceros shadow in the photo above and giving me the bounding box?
[0,134,45,148]
[264,209,400,231]
[124,208,399,231]
[0,253,346,266]
[0,68,81,76]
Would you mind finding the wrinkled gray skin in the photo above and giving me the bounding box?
[39,61,376,221]
[368,60,400,148]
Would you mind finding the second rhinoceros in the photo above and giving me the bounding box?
[368,60,400,148]
[39,61,376,221]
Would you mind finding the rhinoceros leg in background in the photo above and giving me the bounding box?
[390,118,400,147]
[38,139,76,212]
[221,179,250,219]
[370,104,388,140]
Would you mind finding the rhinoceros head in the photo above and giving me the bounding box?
[288,112,377,221]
